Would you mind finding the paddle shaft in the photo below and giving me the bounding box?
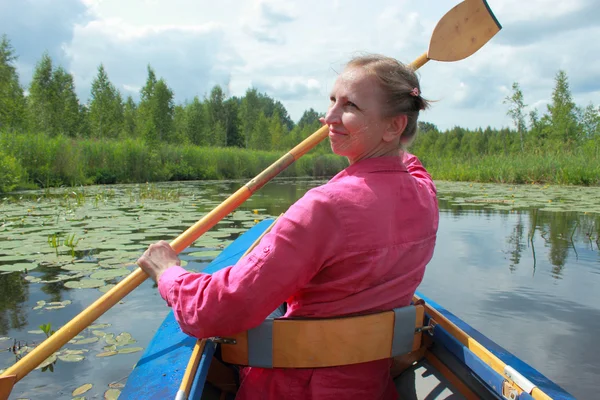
[409,52,430,70]
[175,339,207,400]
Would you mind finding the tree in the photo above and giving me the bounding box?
[0,35,26,130]
[547,70,579,148]
[205,85,226,146]
[581,103,600,138]
[52,67,80,137]
[172,104,188,144]
[269,109,286,150]
[249,112,270,150]
[224,98,243,147]
[136,66,174,143]
[122,96,137,137]
[28,53,56,134]
[186,96,206,145]
[136,65,158,140]
[504,82,526,151]
[297,108,321,129]
[240,88,260,148]
[89,64,123,138]
[153,79,174,142]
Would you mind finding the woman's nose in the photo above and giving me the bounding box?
[324,104,341,125]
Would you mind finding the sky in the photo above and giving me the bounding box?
[1,0,599,130]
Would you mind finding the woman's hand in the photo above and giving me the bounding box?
[137,241,181,283]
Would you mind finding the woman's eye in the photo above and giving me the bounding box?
[346,101,357,108]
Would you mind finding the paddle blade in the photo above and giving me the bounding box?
[0,374,16,400]
[428,0,501,62]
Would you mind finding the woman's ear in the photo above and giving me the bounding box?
[383,114,408,143]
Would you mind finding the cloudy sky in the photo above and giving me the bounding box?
[1,0,599,130]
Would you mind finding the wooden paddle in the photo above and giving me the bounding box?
[0,1,501,398]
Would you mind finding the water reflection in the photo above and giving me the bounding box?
[438,196,600,279]
[0,273,29,335]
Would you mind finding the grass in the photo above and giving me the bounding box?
[0,131,348,191]
[2,131,599,192]
[420,153,600,185]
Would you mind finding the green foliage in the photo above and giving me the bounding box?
[89,64,124,138]
[28,53,56,135]
[136,66,175,143]
[0,35,26,130]
[64,233,81,257]
[547,70,580,149]
[0,148,22,193]
[47,233,62,256]
[39,323,56,338]
[53,67,81,137]
[503,82,526,151]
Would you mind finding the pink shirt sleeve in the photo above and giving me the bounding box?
[402,151,437,195]
[157,187,343,339]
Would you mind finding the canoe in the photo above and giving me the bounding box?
[120,219,575,400]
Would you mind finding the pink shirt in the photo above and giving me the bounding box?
[159,153,439,400]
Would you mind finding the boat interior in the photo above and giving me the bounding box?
[200,335,498,400]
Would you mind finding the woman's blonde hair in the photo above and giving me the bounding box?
[346,54,430,147]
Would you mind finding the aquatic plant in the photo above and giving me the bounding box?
[39,323,56,338]
[64,233,81,257]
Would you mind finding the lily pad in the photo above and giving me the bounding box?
[36,354,57,369]
[104,388,121,400]
[72,383,93,396]
[98,284,116,293]
[64,349,87,355]
[58,354,85,362]
[89,323,111,330]
[61,263,99,272]
[117,347,143,354]
[32,300,46,310]
[0,263,37,272]
[96,350,118,357]
[114,332,133,346]
[72,337,99,345]
[187,251,222,260]
[90,268,130,280]
[64,279,106,289]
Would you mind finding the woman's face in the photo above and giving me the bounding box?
[324,67,402,164]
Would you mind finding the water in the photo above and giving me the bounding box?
[1,179,599,399]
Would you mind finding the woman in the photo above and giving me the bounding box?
[138,54,439,400]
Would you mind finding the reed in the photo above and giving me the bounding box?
[421,153,600,185]
[0,132,347,191]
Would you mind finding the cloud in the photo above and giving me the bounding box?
[252,77,321,100]
[64,18,243,103]
[242,0,296,45]
[0,0,90,83]
[492,0,600,46]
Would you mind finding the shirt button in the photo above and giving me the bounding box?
[263,246,270,253]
